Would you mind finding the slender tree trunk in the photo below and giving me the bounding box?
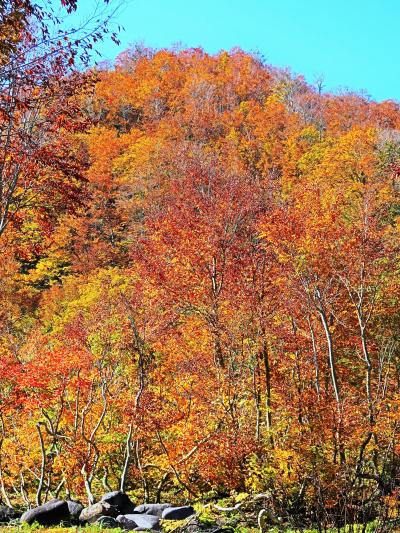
[134,440,149,501]
[0,463,11,508]
[120,423,133,492]
[318,308,340,407]
[20,472,30,508]
[81,464,95,505]
[260,332,273,444]
[155,471,171,503]
[80,379,107,504]
[291,317,304,424]
[308,316,321,399]
[101,467,112,491]
[357,318,374,424]
[316,299,344,464]
[54,478,65,499]
[36,423,46,507]
[0,416,12,508]
[156,430,197,497]
[210,255,225,368]
[252,364,261,441]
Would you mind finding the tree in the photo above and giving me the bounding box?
[0,0,121,238]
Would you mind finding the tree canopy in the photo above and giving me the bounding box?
[0,42,400,529]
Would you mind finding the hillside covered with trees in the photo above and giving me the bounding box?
[1,4,400,529]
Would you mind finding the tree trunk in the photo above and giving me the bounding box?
[36,423,46,507]
[120,423,133,492]
[260,333,273,443]
[308,316,321,399]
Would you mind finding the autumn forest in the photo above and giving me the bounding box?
[1,1,400,531]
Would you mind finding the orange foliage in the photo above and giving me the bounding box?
[1,47,400,528]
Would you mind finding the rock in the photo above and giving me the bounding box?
[117,513,160,530]
[101,490,135,513]
[134,503,172,517]
[66,500,84,521]
[79,501,119,523]
[20,499,70,526]
[161,505,195,520]
[0,505,21,523]
[116,514,138,530]
[96,515,120,528]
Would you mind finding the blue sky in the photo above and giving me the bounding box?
[68,0,399,102]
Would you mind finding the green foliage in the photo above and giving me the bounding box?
[1,525,125,532]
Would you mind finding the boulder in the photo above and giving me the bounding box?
[79,501,119,523]
[95,515,120,528]
[0,505,21,522]
[116,514,138,530]
[20,499,70,526]
[66,500,84,521]
[117,513,160,530]
[134,503,171,517]
[101,490,135,513]
[161,505,195,520]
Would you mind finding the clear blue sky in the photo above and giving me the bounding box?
[69,0,400,102]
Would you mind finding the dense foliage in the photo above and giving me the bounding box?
[1,40,400,529]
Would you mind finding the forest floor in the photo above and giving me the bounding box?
[0,523,383,533]
[0,499,384,533]
[0,529,377,533]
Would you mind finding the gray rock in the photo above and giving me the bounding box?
[0,505,21,523]
[116,514,137,530]
[117,513,160,530]
[134,503,172,517]
[161,505,195,520]
[66,500,84,520]
[79,501,119,523]
[101,490,135,513]
[20,499,70,526]
[95,515,120,528]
